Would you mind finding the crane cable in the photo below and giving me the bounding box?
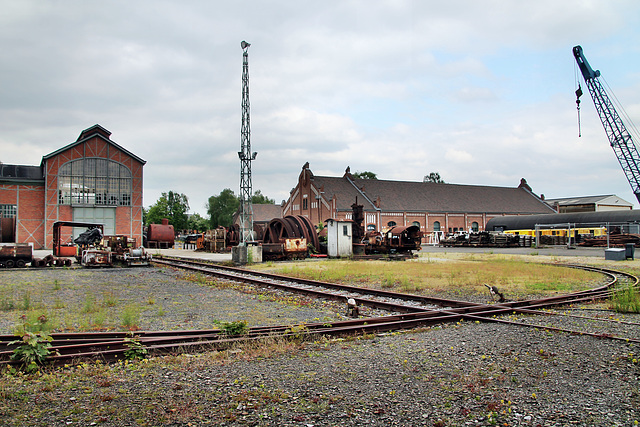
[601,76,640,144]
[574,61,582,137]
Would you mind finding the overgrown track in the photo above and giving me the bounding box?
[1,259,637,368]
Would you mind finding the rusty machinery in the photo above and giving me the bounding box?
[261,215,320,260]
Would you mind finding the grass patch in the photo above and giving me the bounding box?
[610,284,640,313]
[253,256,602,297]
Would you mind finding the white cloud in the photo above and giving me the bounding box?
[1,0,640,215]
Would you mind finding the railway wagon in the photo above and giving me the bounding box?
[145,219,175,249]
[0,243,32,268]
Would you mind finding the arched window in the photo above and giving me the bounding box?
[58,158,132,206]
[367,224,376,232]
[471,221,479,232]
[387,221,397,227]
[412,221,420,228]
[433,221,441,232]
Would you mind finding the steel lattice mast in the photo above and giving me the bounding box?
[238,41,256,245]
[573,45,640,204]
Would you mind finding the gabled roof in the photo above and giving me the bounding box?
[0,163,44,184]
[252,204,282,222]
[232,204,282,225]
[42,124,146,165]
[311,169,554,214]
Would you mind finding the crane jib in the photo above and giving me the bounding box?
[573,45,640,205]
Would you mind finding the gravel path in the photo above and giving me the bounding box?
[0,266,639,426]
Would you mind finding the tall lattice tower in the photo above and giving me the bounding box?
[238,40,256,245]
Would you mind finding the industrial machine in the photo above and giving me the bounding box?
[573,45,640,204]
[53,221,104,258]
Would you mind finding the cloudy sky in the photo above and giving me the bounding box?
[2,1,640,216]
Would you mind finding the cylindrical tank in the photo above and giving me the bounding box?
[147,219,175,244]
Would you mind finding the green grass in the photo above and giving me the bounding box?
[610,285,640,313]
[254,256,602,297]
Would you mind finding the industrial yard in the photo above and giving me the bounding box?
[1,252,640,426]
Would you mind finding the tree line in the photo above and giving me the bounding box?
[144,189,275,232]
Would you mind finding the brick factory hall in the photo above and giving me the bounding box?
[0,125,145,249]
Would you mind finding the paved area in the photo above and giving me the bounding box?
[420,244,610,258]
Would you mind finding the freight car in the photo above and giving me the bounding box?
[0,243,32,268]
[485,211,640,246]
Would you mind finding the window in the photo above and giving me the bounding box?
[58,158,132,206]
[302,198,308,210]
[387,221,397,227]
[367,224,376,232]
[433,221,441,231]
[471,221,479,232]
[343,225,348,236]
[0,204,16,218]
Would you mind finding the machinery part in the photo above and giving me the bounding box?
[262,215,321,254]
[573,45,640,204]
[53,221,104,257]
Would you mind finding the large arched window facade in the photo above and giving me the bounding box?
[58,158,132,206]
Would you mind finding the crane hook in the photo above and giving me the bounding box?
[575,84,583,137]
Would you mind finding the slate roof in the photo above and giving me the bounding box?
[252,204,283,222]
[312,174,554,215]
[0,164,44,183]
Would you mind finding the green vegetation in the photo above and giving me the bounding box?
[254,255,602,298]
[9,315,54,373]
[610,284,640,313]
[217,320,249,336]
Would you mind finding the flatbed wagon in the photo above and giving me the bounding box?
[0,243,33,268]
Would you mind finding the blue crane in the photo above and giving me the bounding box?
[573,45,640,204]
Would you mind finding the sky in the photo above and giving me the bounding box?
[2,1,640,216]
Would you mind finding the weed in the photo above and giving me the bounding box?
[9,315,55,373]
[610,284,640,313]
[82,294,99,313]
[21,291,32,310]
[121,304,141,329]
[217,320,249,336]
[102,291,118,307]
[53,280,61,290]
[123,336,148,360]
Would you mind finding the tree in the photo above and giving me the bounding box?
[187,213,209,232]
[146,191,190,230]
[352,171,377,180]
[252,189,275,204]
[207,188,239,228]
[423,172,445,183]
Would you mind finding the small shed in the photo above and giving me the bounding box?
[326,219,352,258]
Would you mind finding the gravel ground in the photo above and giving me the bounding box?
[0,265,639,426]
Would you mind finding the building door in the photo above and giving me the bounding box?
[73,207,116,238]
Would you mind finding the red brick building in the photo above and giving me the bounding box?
[283,162,555,243]
[0,125,145,249]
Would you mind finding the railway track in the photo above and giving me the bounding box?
[1,257,638,369]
